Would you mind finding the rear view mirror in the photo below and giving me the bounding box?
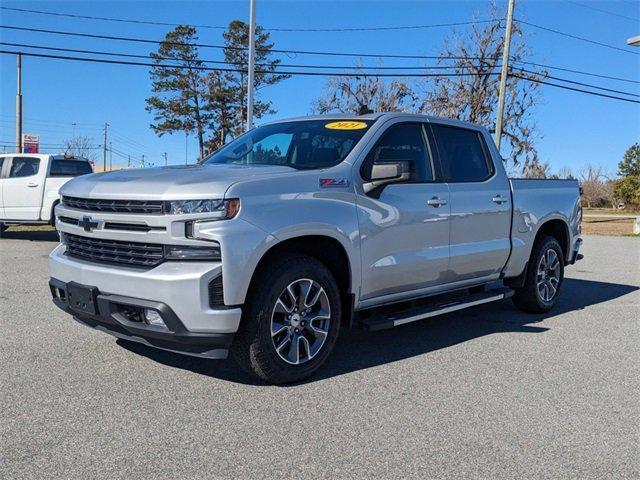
[364,161,411,195]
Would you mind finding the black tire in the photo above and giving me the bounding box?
[231,254,341,384]
[512,235,565,313]
[50,201,59,227]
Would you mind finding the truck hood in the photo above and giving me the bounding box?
[60,163,298,199]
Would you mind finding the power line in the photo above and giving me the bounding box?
[0,24,487,60]
[517,19,640,55]
[514,68,640,98]
[2,49,638,103]
[0,6,499,32]
[3,41,637,85]
[2,44,636,98]
[511,73,640,104]
[562,0,639,22]
[109,131,152,151]
[512,59,640,85]
[0,49,500,78]
[0,41,499,71]
[3,25,637,84]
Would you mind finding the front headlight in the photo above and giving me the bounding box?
[165,198,240,219]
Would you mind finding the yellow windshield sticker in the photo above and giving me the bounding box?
[325,121,368,130]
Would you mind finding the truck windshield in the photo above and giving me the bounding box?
[203,120,372,170]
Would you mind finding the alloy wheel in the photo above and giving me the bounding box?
[270,278,331,365]
[537,248,561,302]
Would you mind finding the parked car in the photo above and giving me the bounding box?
[48,113,582,383]
[0,153,93,235]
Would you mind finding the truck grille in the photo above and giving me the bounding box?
[63,233,165,267]
[62,196,164,214]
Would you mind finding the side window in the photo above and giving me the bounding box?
[9,157,40,178]
[50,160,93,177]
[362,123,433,182]
[432,125,492,182]
[0,158,4,176]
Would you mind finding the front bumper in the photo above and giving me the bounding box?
[49,244,241,333]
[50,278,234,359]
[49,243,243,359]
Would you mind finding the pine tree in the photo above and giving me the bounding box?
[618,143,640,177]
[207,20,289,146]
[146,25,212,159]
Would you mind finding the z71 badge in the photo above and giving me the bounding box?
[319,178,350,188]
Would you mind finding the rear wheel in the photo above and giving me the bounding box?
[512,235,565,313]
[232,254,341,384]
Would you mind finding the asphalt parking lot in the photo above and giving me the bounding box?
[1,232,638,479]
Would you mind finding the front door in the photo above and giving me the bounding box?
[356,122,450,302]
[2,156,44,220]
[430,123,511,282]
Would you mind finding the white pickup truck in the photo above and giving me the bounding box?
[0,153,93,236]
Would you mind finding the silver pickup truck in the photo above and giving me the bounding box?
[49,113,582,383]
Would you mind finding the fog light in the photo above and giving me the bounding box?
[144,309,166,327]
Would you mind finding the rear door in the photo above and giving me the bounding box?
[2,156,45,220]
[356,122,451,302]
[430,123,511,282]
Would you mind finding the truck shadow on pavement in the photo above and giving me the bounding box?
[116,277,638,386]
[1,229,59,242]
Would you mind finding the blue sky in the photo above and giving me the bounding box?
[0,0,638,174]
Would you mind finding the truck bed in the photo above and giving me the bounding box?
[503,178,582,278]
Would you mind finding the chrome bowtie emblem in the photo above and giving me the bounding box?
[78,215,99,232]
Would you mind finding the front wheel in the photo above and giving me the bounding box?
[512,236,565,313]
[232,254,341,384]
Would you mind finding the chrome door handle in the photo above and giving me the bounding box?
[492,195,507,205]
[427,196,447,207]
[27,182,39,187]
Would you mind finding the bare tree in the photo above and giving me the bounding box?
[555,166,575,180]
[523,162,551,179]
[579,164,615,208]
[62,136,97,162]
[419,7,545,176]
[313,63,415,114]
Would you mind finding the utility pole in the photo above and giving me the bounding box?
[109,141,112,171]
[15,53,22,153]
[185,131,188,164]
[163,152,168,166]
[141,154,145,168]
[102,123,109,172]
[127,155,131,168]
[246,0,256,131]
[494,0,515,152]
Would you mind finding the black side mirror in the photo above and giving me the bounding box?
[364,161,411,195]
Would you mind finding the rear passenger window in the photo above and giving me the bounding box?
[432,125,492,182]
[50,160,93,177]
[9,157,40,178]
[362,123,433,182]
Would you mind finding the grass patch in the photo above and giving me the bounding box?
[6,225,56,232]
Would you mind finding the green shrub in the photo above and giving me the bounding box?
[614,176,640,207]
